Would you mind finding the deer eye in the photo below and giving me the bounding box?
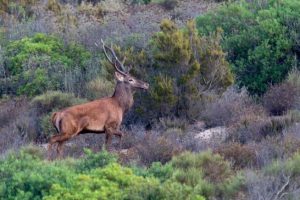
[129,79,134,82]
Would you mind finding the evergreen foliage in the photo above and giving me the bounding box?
[143,19,233,120]
[1,33,91,96]
[196,0,300,95]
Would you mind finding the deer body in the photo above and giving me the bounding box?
[48,40,149,158]
[52,82,134,135]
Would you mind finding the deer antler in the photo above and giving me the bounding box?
[101,39,128,76]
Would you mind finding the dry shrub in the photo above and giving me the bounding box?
[228,114,295,144]
[0,99,23,129]
[261,115,296,136]
[77,2,104,21]
[157,117,188,131]
[202,87,265,127]
[253,124,300,168]
[0,98,38,154]
[47,0,62,14]
[286,68,300,109]
[215,143,257,170]
[263,82,297,115]
[135,133,182,166]
[244,170,288,200]
[99,0,125,13]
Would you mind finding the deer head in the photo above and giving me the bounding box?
[101,39,149,91]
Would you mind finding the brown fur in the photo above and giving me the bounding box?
[48,72,149,159]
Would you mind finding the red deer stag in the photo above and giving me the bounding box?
[48,39,149,158]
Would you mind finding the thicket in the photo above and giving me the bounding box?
[0,146,246,200]
[132,19,233,122]
[196,0,300,95]
[0,0,38,21]
[0,33,92,97]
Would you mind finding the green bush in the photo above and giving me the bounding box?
[2,33,91,96]
[141,19,233,120]
[76,149,118,172]
[147,162,173,182]
[31,91,86,114]
[0,146,247,200]
[169,151,243,199]
[171,151,232,184]
[44,163,163,200]
[196,0,300,95]
[0,146,75,200]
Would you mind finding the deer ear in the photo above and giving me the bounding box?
[115,71,124,81]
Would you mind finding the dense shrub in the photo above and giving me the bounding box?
[1,33,91,96]
[246,152,300,199]
[0,146,75,200]
[229,113,296,144]
[0,145,250,199]
[0,98,36,153]
[263,82,297,115]
[76,148,117,172]
[0,0,38,21]
[171,151,232,184]
[139,19,233,121]
[135,133,182,165]
[159,0,178,10]
[170,151,244,199]
[202,87,265,127]
[286,68,300,109]
[196,0,300,95]
[77,1,104,21]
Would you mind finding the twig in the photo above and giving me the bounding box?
[273,175,291,200]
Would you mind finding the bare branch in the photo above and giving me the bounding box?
[273,174,291,200]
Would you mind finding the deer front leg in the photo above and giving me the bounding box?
[105,127,124,150]
[105,133,113,151]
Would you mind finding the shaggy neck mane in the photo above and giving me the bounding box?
[112,82,134,112]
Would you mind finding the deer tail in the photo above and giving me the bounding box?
[51,112,61,133]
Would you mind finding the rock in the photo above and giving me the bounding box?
[194,126,228,144]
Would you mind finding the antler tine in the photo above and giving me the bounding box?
[121,56,126,66]
[101,39,128,76]
[101,39,113,64]
[108,42,127,73]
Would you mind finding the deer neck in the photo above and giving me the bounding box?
[112,82,134,113]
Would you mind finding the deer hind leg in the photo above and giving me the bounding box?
[48,132,76,159]
[113,130,124,149]
[48,134,64,160]
[53,134,73,159]
[54,119,88,158]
